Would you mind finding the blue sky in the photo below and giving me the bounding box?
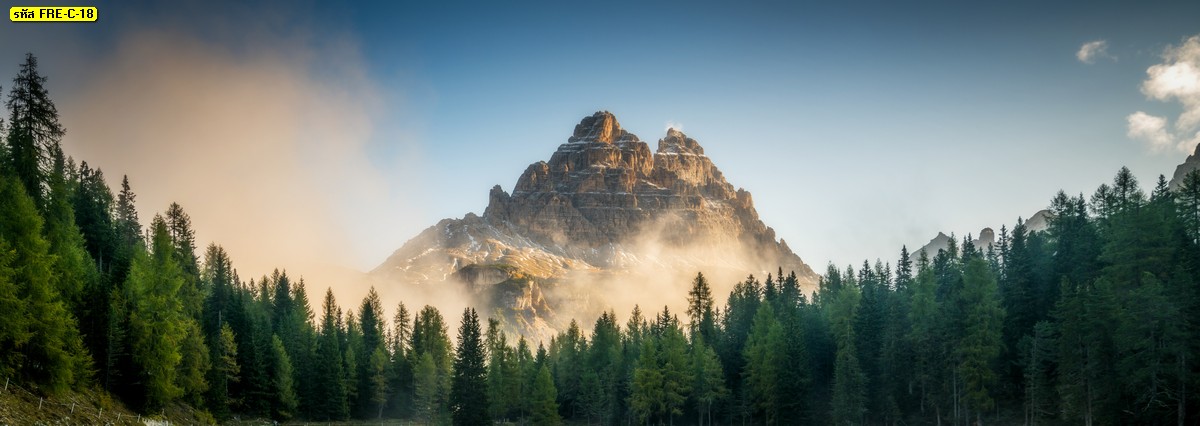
[2,0,1199,280]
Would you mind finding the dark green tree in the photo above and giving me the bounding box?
[450,307,490,425]
[530,365,562,426]
[830,281,865,425]
[4,53,64,209]
[313,288,348,420]
[269,334,299,420]
[691,340,727,426]
[686,272,718,345]
[743,302,781,423]
[957,257,1004,425]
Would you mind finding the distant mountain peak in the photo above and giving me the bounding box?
[373,111,816,339]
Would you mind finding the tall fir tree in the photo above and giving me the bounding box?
[530,365,562,426]
[313,288,348,420]
[450,307,490,425]
[4,53,64,210]
[957,256,1004,425]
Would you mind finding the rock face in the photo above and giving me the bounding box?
[915,210,1051,259]
[1169,143,1200,190]
[372,111,817,338]
[916,228,995,259]
[1022,210,1052,233]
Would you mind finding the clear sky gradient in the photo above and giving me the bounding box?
[2,0,1199,282]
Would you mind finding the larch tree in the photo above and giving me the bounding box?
[126,215,188,409]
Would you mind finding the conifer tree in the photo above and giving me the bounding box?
[114,176,142,253]
[176,318,210,405]
[270,334,298,420]
[450,307,490,425]
[830,279,864,425]
[687,272,717,344]
[957,257,1004,425]
[0,236,29,380]
[208,323,240,421]
[658,312,692,425]
[357,287,388,416]
[389,302,413,417]
[127,216,188,409]
[410,305,452,420]
[314,288,348,420]
[1178,170,1200,244]
[4,53,64,210]
[631,338,663,424]
[692,340,727,426]
[743,302,781,422]
[413,352,441,424]
[530,365,562,426]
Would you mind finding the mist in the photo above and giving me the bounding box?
[55,27,425,313]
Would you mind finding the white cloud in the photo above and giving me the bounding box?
[1127,111,1174,151]
[664,120,684,133]
[1127,35,1200,154]
[1077,40,1113,64]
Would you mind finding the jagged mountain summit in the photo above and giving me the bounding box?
[1169,142,1200,190]
[914,210,1052,259]
[372,111,817,338]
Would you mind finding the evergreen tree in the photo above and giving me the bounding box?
[356,286,388,417]
[176,319,210,406]
[957,257,1004,424]
[126,216,188,409]
[410,304,453,420]
[450,307,490,425]
[658,312,692,425]
[0,174,93,391]
[41,147,94,308]
[907,268,939,416]
[1178,170,1200,244]
[686,272,718,345]
[830,282,865,425]
[208,323,240,421]
[389,302,413,417]
[113,176,142,253]
[4,53,64,209]
[413,352,441,424]
[743,302,781,423]
[269,334,299,420]
[691,340,727,426]
[896,245,913,291]
[719,274,761,421]
[1022,321,1055,425]
[313,288,348,420]
[0,236,30,380]
[531,365,562,426]
[163,202,199,285]
[631,338,664,424]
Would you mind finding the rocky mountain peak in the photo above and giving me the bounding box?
[374,111,817,339]
[658,128,705,156]
[568,111,636,144]
[1169,142,1200,190]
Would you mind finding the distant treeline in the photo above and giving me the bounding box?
[2,52,1200,425]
